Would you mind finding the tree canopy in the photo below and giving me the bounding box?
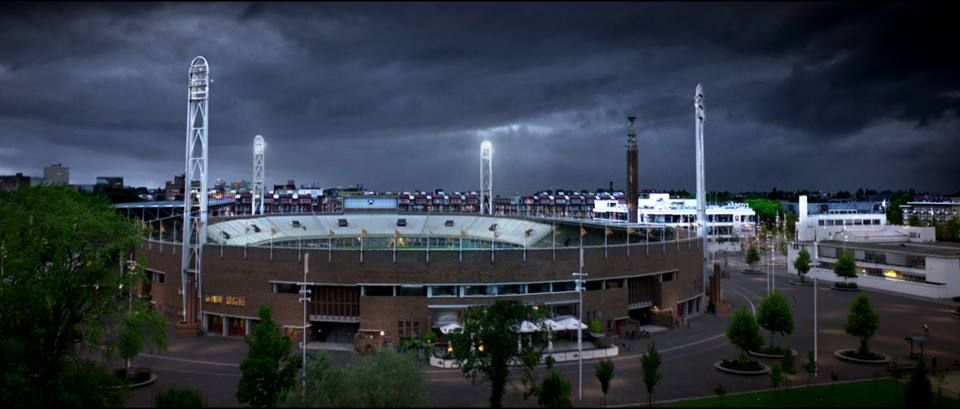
[237,305,301,408]
[155,387,206,408]
[448,300,547,408]
[726,306,764,361]
[833,250,858,283]
[793,248,811,282]
[745,198,784,224]
[0,185,145,407]
[844,294,880,356]
[641,342,662,407]
[757,291,794,350]
[595,358,615,407]
[746,244,760,268]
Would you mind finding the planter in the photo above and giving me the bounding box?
[590,333,605,339]
[748,348,799,359]
[832,283,861,292]
[714,360,770,376]
[741,269,765,275]
[834,349,891,364]
[106,367,158,390]
[788,280,814,287]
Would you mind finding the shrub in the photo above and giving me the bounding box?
[781,350,795,374]
[590,319,604,334]
[155,387,205,408]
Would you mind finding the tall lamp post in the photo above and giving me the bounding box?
[298,253,311,397]
[572,245,588,401]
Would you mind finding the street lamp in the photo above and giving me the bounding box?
[572,266,588,401]
[298,253,311,398]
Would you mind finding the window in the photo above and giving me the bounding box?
[662,272,676,282]
[272,283,300,294]
[585,280,603,291]
[496,284,523,295]
[430,286,457,297]
[445,220,455,227]
[527,283,549,294]
[396,286,425,297]
[553,281,576,292]
[605,279,623,289]
[338,218,348,227]
[397,218,407,227]
[463,285,492,296]
[364,286,393,296]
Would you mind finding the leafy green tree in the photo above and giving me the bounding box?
[904,359,932,408]
[757,291,794,352]
[802,350,817,385]
[793,247,811,282]
[344,348,430,407]
[726,306,764,362]
[448,300,547,408]
[237,305,301,408]
[641,342,662,407]
[833,250,857,285]
[745,198,784,224]
[280,351,345,407]
[0,186,144,407]
[769,364,784,396]
[844,294,880,357]
[595,358,615,407]
[746,244,760,270]
[117,304,168,377]
[908,215,921,227]
[538,369,572,408]
[155,387,206,408]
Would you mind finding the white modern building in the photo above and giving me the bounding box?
[594,193,757,251]
[787,195,959,299]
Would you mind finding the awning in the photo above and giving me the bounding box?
[439,323,463,334]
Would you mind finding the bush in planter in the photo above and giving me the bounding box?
[834,281,859,289]
[590,319,604,335]
[725,306,764,364]
[746,245,760,271]
[845,294,880,359]
[594,336,611,349]
[793,247,811,283]
[757,290,794,354]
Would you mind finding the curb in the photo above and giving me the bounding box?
[749,348,799,359]
[105,373,158,390]
[713,360,771,376]
[834,349,891,365]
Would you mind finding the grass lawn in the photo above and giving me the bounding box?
[669,379,960,408]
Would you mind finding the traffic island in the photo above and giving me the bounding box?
[832,282,861,292]
[107,367,158,390]
[748,347,798,359]
[714,359,770,376]
[740,269,765,275]
[788,279,814,287]
[834,349,891,364]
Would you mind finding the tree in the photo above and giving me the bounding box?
[0,186,144,407]
[802,350,817,386]
[908,215,921,227]
[237,305,301,408]
[155,387,206,408]
[448,300,547,408]
[280,351,345,407]
[757,291,794,352]
[726,306,764,363]
[538,369,572,408]
[844,294,880,357]
[641,342,662,407]
[745,198,784,224]
[746,244,760,270]
[595,358,615,407]
[117,304,167,377]
[904,359,932,408]
[769,364,784,398]
[793,248,811,282]
[833,250,857,285]
[780,348,795,374]
[343,348,430,407]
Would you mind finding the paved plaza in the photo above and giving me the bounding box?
[125,258,960,407]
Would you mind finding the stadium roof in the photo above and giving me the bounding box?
[113,198,235,209]
[208,214,554,247]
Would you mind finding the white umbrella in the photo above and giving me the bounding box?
[557,317,587,331]
[519,320,541,333]
[542,319,563,332]
[439,322,463,334]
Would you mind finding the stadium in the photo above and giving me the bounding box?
[126,57,709,351]
[136,202,705,349]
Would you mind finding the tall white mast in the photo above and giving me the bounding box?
[181,56,210,327]
[481,141,493,215]
[253,135,265,215]
[695,83,707,293]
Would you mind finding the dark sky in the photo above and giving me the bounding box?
[1,2,958,195]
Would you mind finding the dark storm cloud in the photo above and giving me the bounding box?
[0,2,956,194]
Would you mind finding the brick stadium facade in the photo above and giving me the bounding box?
[137,215,704,347]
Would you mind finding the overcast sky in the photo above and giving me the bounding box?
[1,2,957,195]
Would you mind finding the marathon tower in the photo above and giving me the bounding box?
[626,116,639,223]
[180,56,210,327]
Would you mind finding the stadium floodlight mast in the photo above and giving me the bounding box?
[694,83,708,296]
[181,56,210,328]
[253,135,265,215]
[299,253,311,399]
[480,141,493,215]
[572,245,588,402]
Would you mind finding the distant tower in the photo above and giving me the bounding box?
[252,135,265,215]
[695,83,708,292]
[480,141,493,215]
[181,56,210,327]
[626,116,639,223]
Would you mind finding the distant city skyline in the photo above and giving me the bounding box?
[0,3,957,194]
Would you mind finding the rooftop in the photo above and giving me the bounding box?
[819,240,960,258]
